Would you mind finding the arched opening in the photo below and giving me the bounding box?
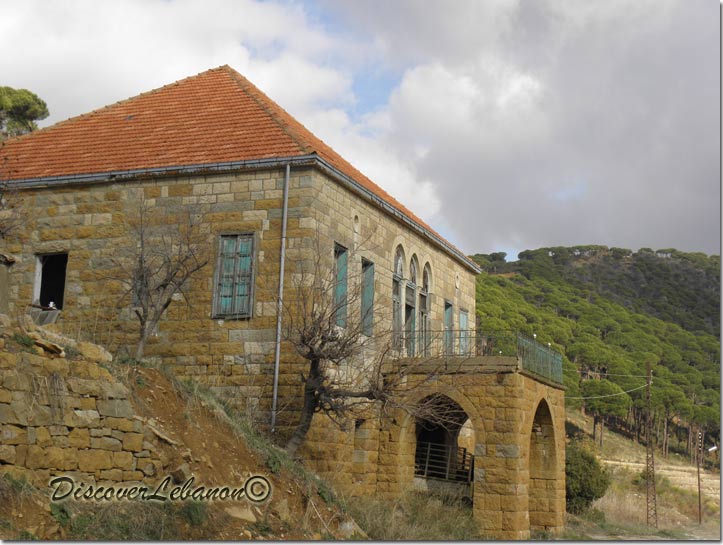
[529,399,557,531]
[392,246,405,351]
[414,394,474,489]
[405,255,419,356]
[419,264,431,356]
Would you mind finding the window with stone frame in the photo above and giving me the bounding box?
[213,234,255,318]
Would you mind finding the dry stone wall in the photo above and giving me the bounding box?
[0,318,165,487]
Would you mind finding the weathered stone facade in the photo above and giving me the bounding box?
[1,165,477,421]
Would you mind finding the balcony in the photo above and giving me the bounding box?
[392,329,564,386]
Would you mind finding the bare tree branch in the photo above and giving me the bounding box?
[280,231,478,456]
[109,198,209,359]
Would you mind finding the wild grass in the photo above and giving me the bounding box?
[347,491,482,540]
[168,374,348,514]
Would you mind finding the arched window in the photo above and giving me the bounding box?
[419,264,431,356]
[392,246,404,350]
[405,256,419,356]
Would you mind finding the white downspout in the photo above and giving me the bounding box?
[271,163,290,432]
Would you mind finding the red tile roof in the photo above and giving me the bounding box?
[0,65,478,271]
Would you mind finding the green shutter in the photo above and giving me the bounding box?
[459,310,469,354]
[361,260,374,336]
[216,234,254,317]
[444,302,453,354]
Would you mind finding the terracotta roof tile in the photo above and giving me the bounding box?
[0,65,476,270]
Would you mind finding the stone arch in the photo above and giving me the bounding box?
[394,385,483,495]
[527,398,558,531]
[393,244,405,278]
[422,262,432,293]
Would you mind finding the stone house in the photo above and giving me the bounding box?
[0,66,565,538]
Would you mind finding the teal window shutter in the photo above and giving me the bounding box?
[215,234,254,318]
[361,259,374,336]
[334,244,348,327]
[444,301,454,354]
[459,309,469,355]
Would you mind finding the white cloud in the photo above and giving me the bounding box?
[0,0,718,256]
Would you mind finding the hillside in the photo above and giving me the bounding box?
[473,246,720,338]
[0,321,360,541]
[471,246,720,459]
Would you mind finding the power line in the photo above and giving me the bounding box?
[579,371,652,378]
[566,382,649,400]
[600,372,651,378]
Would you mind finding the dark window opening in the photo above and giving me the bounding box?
[37,253,68,309]
[405,284,416,356]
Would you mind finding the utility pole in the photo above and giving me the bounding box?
[696,430,703,525]
[645,361,657,529]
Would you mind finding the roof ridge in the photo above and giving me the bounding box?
[2,66,233,144]
[220,67,404,213]
[222,66,313,155]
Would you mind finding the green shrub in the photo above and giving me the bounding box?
[50,502,71,528]
[179,501,207,527]
[565,440,610,513]
[11,333,35,349]
[62,345,81,360]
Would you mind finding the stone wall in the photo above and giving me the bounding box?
[0,323,164,487]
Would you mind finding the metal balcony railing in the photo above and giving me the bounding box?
[517,333,564,384]
[414,441,474,483]
[393,328,564,385]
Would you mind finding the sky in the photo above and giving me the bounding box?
[1,0,719,259]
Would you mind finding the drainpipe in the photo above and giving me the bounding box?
[271,163,290,432]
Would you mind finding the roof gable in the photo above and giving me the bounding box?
[0,65,479,273]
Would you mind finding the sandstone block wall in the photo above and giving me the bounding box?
[0,339,164,487]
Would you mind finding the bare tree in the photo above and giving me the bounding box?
[281,236,472,456]
[112,199,209,360]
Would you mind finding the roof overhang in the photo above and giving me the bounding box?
[3,155,481,274]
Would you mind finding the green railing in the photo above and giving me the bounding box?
[517,333,563,384]
[392,328,564,386]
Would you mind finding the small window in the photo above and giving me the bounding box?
[34,253,68,309]
[334,243,348,327]
[214,234,254,318]
[361,259,374,336]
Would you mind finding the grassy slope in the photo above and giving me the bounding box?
[565,410,720,540]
